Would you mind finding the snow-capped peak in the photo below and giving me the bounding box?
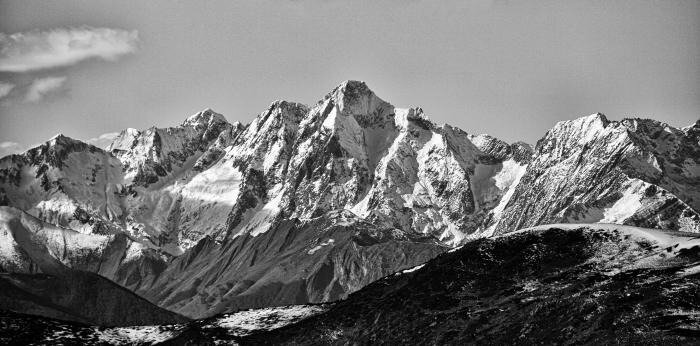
[322,80,393,118]
[535,113,615,156]
[39,134,100,153]
[552,113,610,134]
[45,133,90,148]
[48,133,66,141]
[330,80,370,100]
[265,100,309,123]
[183,108,228,127]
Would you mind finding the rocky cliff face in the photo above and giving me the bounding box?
[0,81,698,319]
[143,210,443,318]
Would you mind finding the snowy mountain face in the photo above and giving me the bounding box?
[493,114,700,235]
[0,80,698,319]
[108,109,237,185]
[0,135,125,236]
[240,82,514,246]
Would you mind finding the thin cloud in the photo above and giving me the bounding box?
[0,141,25,157]
[25,76,67,102]
[0,27,138,73]
[85,132,119,149]
[0,82,14,99]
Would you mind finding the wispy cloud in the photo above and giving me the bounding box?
[25,76,67,102]
[0,141,25,157]
[0,27,138,73]
[85,132,119,149]
[0,82,14,99]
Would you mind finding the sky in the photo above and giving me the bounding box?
[0,0,698,156]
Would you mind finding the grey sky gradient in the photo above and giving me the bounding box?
[0,0,698,154]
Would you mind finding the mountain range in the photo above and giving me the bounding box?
[0,81,698,340]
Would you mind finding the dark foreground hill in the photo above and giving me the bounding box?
[236,225,700,345]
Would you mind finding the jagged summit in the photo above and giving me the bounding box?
[0,134,111,185]
[553,112,610,131]
[48,133,67,141]
[268,99,306,109]
[593,112,608,121]
[183,108,228,127]
[104,108,238,186]
[620,117,687,136]
[325,80,371,100]
[27,133,104,159]
[318,80,393,117]
[263,100,309,122]
[468,133,533,164]
[46,133,87,146]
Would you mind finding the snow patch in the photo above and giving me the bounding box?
[494,159,527,191]
[308,239,335,255]
[247,186,285,237]
[512,223,700,254]
[0,226,22,269]
[482,159,527,237]
[214,305,326,336]
[123,241,146,263]
[438,223,466,247]
[400,263,425,274]
[95,325,181,344]
[600,183,643,223]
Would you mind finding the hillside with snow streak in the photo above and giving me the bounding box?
[242,224,700,345]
